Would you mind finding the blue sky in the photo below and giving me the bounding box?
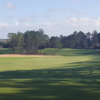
[0,0,100,38]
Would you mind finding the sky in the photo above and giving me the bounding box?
[0,0,100,38]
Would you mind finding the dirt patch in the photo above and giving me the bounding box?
[0,54,62,57]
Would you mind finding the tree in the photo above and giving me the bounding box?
[24,30,38,54]
[24,29,48,54]
[56,39,63,54]
[8,33,18,53]
[50,36,62,54]
[17,32,24,53]
[92,30,99,48]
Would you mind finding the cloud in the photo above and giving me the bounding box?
[0,21,18,27]
[25,23,31,26]
[44,21,55,26]
[38,17,100,36]
[0,22,8,27]
[93,17,100,26]
[15,21,18,26]
[61,17,92,26]
[69,17,78,22]
[0,21,31,27]
[5,2,16,9]
[1,17,100,38]
[20,18,35,22]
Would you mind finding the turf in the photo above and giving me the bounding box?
[0,48,100,100]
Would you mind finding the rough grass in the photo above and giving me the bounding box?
[42,48,100,56]
[0,48,100,100]
[0,48,10,54]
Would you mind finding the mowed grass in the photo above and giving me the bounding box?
[0,48,100,100]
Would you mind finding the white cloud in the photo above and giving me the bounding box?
[79,18,90,22]
[5,2,16,9]
[1,17,100,38]
[62,20,70,24]
[25,23,31,26]
[69,17,78,22]
[15,21,18,26]
[93,17,100,26]
[0,22,8,27]
[38,17,100,36]
[61,17,92,26]
[44,21,55,26]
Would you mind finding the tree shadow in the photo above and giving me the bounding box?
[0,57,100,99]
[60,49,100,56]
[0,79,100,100]
[0,59,100,79]
[76,49,100,56]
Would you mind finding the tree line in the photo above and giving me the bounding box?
[60,30,100,49]
[0,29,100,54]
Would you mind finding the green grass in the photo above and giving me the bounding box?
[0,48,10,54]
[1,79,100,100]
[0,48,100,100]
[42,48,100,56]
[0,48,14,54]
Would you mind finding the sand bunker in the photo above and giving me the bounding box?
[0,54,62,57]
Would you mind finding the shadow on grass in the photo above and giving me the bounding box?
[61,49,100,56]
[0,58,100,79]
[75,49,100,56]
[0,58,100,99]
[43,48,100,56]
[0,79,100,100]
